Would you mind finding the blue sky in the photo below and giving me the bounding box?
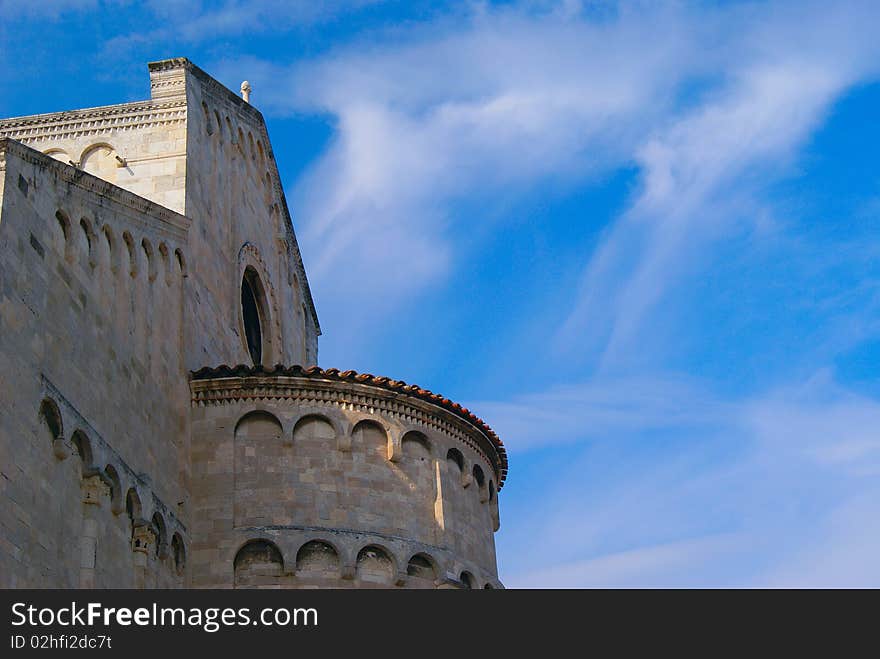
[3,0,880,586]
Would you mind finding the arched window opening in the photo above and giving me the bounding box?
[241,268,267,366]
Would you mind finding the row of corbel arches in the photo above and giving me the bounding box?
[233,537,497,589]
[51,207,187,284]
[38,396,187,586]
[48,206,187,375]
[237,407,498,507]
[200,101,274,205]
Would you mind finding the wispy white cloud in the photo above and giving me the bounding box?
[509,533,747,588]
[472,374,733,452]
[559,22,880,367]
[92,1,382,52]
[212,3,704,336]
[493,370,880,587]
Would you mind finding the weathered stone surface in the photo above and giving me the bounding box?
[0,57,504,589]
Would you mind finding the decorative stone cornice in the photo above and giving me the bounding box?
[190,364,508,487]
[0,99,186,143]
[147,57,193,74]
[0,138,190,240]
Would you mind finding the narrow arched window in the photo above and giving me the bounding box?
[241,268,264,365]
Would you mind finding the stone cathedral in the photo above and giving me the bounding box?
[0,58,507,589]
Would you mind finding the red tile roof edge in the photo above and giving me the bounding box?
[191,364,508,488]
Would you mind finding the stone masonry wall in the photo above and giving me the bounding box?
[189,374,502,589]
[0,140,189,587]
[179,59,319,370]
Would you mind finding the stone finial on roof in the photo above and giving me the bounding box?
[240,81,252,103]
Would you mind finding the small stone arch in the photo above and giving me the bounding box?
[248,131,256,161]
[201,101,213,135]
[406,553,438,583]
[473,464,486,488]
[100,225,118,273]
[171,533,186,575]
[70,429,93,470]
[158,242,171,285]
[257,140,264,163]
[43,147,70,163]
[214,110,224,140]
[352,418,390,461]
[78,217,96,269]
[295,539,340,578]
[292,413,337,444]
[237,127,245,155]
[80,143,119,184]
[122,232,137,277]
[104,464,123,514]
[174,248,187,277]
[54,210,72,260]
[234,410,283,440]
[141,238,157,282]
[125,488,142,527]
[233,538,284,587]
[473,464,488,502]
[447,447,465,473]
[483,582,495,589]
[460,570,475,589]
[38,398,63,444]
[402,430,432,459]
[355,544,395,585]
[151,512,168,558]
